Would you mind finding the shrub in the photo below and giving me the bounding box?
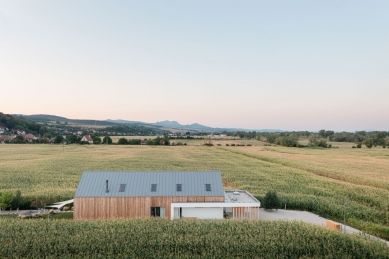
[231,144,235,146]
[262,190,281,211]
[117,138,128,145]
[226,144,229,146]
[309,138,328,148]
[365,138,374,149]
[356,143,362,148]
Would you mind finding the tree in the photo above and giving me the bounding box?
[325,130,334,138]
[67,134,78,144]
[262,190,281,211]
[162,134,170,145]
[11,190,23,210]
[319,129,326,138]
[54,135,64,144]
[0,190,13,211]
[11,135,26,144]
[280,135,298,147]
[93,136,101,144]
[117,138,128,145]
[365,138,374,149]
[309,138,328,148]
[102,136,112,144]
[128,139,141,145]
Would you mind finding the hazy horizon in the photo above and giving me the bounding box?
[1,1,388,131]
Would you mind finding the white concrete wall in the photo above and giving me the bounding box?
[182,207,223,219]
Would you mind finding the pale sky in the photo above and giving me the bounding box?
[1,1,388,131]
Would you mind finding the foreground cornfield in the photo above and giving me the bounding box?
[1,144,389,238]
[0,219,388,258]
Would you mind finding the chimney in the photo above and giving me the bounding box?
[105,180,109,193]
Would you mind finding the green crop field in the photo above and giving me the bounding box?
[1,143,389,239]
[0,219,388,258]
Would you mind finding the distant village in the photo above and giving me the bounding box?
[0,124,229,145]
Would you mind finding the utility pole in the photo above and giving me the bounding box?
[344,197,347,233]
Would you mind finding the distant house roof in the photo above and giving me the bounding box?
[74,171,224,197]
[22,134,35,140]
[83,135,93,141]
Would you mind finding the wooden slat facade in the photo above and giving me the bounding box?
[74,196,225,220]
[232,207,260,220]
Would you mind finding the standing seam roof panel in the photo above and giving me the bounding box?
[75,171,224,197]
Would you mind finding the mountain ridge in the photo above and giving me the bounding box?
[12,114,285,132]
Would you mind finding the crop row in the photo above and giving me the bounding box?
[0,219,388,258]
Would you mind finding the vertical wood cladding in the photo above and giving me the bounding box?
[74,196,225,220]
[232,207,260,220]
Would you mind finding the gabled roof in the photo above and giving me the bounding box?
[82,135,93,141]
[74,171,224,197]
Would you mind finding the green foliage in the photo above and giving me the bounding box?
[357,143,362,148]
[54,135,64,144]
[0,190,13,210]
[11,135,26,144]
[11,190,23,210]
[128,139,140,145]
[0,113,47,135]
[102,136,112,144]
[309,138,329,148]
[365,138,374,149]
[266,133,299,147]
[117,138,128,145]
[66,134,79,144]
[0,219,388,258]
[263,190,281,210]
[92,136,101,144]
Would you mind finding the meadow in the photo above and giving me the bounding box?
[1,142,389,239]
[0,219,388,258]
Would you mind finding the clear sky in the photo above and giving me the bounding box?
[1,1,388,131]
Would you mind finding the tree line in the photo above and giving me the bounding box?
[0,113,48,135]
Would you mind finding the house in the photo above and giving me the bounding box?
[81,135,93,144]
[11,129,26,135]
[0,135,16,143]
[22,134,36,142]
[0,135,8,143]
[76,131,83,135]
[0,126,8,134]
[140,139,147,145]
[73,171,260,220]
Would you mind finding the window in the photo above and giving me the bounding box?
[176,184,182,192]
[119,184,126,192]
[150,207,165,217]
[205,184,211,191]
[151,184,157,192]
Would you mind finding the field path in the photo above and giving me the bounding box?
[260,209,389,246]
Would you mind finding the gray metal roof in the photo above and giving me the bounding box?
[74,171,224,197]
